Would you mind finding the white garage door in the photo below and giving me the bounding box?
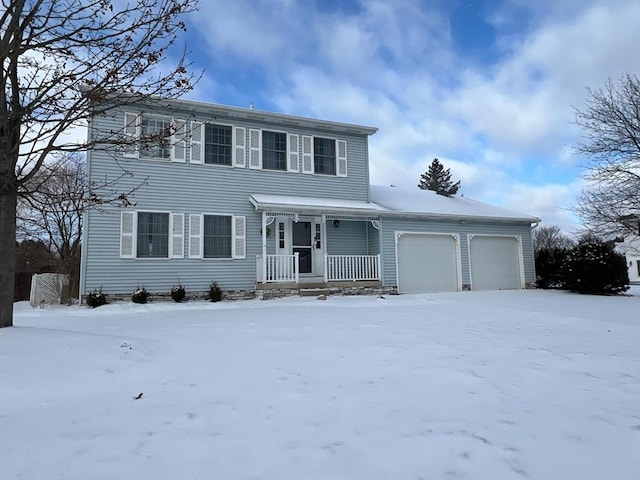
[470,236,522,290]
[397,233,459,293]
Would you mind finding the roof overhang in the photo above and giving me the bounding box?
[249,193,387,218]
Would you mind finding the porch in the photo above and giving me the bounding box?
[249,192,387,286]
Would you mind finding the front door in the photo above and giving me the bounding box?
[292,221,313,273]
[291,218,324,276]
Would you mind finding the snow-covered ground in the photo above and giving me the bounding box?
[2,289,640,480]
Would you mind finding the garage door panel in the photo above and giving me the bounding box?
[470,236,521,290]
[397,233,459,293]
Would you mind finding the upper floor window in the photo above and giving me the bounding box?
[262,131,287,171]
[204,124,232,166]
[313,137,337,175]
[140,116,172,159]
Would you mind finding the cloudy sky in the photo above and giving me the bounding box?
[176,0,640,233]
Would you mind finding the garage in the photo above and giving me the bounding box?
[469,235,523,290]
[396,232,460,293]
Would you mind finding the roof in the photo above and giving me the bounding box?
[370,185,541,223]
[249,193,387,216]
[249,187,540,224]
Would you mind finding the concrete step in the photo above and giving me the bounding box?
[299,288,330,297]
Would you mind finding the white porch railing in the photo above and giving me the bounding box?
[325,254,381,282]
[257,254,299,283]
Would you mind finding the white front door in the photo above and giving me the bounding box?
[291,217,324,276]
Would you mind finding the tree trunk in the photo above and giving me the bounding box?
[0,181,17,328]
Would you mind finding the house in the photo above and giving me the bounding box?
[79,98,540,300]
[617,216,640,284]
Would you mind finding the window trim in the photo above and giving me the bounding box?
[202,213,234,260]
[138,114,174,161]
[188,213,246,260]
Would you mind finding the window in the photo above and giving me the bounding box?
[637,260,640,277]
[136,212,169,258]
[314,137,336,175]
[204,124,232,166]
[262,131,287,171]
[140,116,171,159]
[204,215,232,258]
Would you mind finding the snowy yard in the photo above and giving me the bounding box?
[2,289,640,480]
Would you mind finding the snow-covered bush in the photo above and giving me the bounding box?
[208,281,222,302]
[131,287,149,304]
[86,288,107,308]
[562,241,629,294]
[170,285,186,302]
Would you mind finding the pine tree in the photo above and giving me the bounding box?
[418,158,461,196]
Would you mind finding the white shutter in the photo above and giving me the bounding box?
[171,119,187,163]
[336,139,347,177]
[233,216,246,259]
[120,211,136,258]
[249,128,262,169]
[190,122,203,164]
[302,135,313,174]
[123,113,139,158]
[288,133,299,172]
[170,213,184,258]
[188,214,203,258]
[234,126,246,167]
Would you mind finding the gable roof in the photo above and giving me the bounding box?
[370,185,541,223]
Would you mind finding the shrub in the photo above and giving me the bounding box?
[132,287,149,304]
[535,248,569,289]
[562,241,629,294]
[86,288,107,308]
[170,285,186,302]
[208,281,223,302]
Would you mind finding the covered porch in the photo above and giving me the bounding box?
[249,193,386,285]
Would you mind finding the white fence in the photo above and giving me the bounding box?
[257,254,299,283]
[325,254,381,282]
[29,273,70,307]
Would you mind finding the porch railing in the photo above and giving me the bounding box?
[257,254,299,283]
[325,254,381,282]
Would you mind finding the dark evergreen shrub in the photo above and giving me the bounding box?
[170,285,186,302]
[535,248,569,289]
[86,288,107,308]
[208,281,222,302]
[562,241,629,294]
[132,287,149,304]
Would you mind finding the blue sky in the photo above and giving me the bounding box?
[174,0,640,233]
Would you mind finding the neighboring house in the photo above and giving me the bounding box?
[79,98,540,300]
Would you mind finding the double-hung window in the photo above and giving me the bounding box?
[140,116,172,159]
[262,131,287,171]
[203,215,232,258]
[120,211,184,259]
[204,124,232,166]
[137,212,169,258]
[313,137,337,175]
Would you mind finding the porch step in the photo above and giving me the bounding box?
[299,288,330,297]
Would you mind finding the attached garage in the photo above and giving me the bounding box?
[469,235,523,290]
[396,232,460,293]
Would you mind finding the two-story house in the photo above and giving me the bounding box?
[79,97,540,300]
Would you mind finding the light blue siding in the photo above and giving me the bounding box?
[379,217,535,288]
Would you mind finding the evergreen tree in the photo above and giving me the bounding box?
[418,158,461,196]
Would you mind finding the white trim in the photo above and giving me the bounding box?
[394,231,462,293]
[301,135,313,174]
[188,213,203,258]
[288,133,299,173]
[170,213,185,258]
[261,128,289,172]
[138,113,173,161]
[467,234,525,290]
[189,121,204,164]
[171,119,187,163]
[124,209,174,260]
[120,210,136,258]
[233,215,246,259]
[336,139,347,177]
[122,112,139,159]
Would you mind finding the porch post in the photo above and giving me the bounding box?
[262,211,267,283]
[322,214,328,282]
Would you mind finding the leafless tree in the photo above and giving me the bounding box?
[574,74,640,245]
[533,225,574,252]
[0,0,198,327]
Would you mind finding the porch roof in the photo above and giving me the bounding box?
[249,193,388,216]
